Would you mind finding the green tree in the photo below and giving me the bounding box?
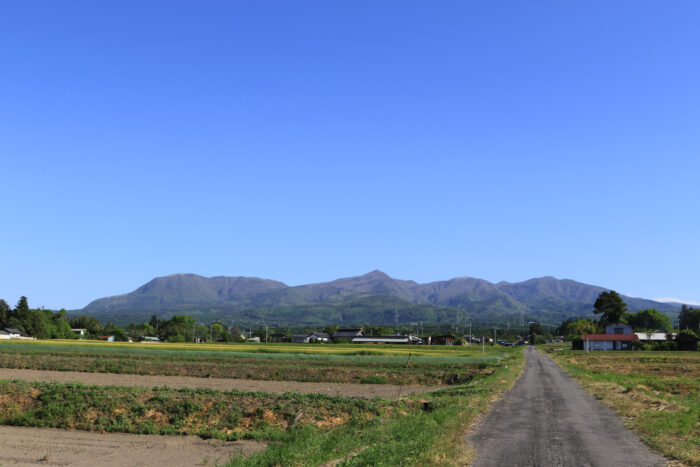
[14,296,30,322]
[593,291,628,324]
[679,305,700,331]
[626,308,672,331]
[0,299,11,327]
[558,317,598,339]
[323,324,338,336]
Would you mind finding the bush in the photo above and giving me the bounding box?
[657,341,677,351]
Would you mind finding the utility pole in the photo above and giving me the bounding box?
[469,321,472,344]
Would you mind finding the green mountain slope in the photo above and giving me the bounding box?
[78,270,681,327]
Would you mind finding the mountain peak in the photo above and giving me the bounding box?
[362,269,391,279]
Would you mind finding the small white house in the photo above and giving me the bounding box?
[291,332,331,343]
[71,328,86,336]
[4,329,21,339]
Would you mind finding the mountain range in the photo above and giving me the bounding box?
[77,271,682,328]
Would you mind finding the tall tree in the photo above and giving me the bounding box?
[626,308,672,331]
[14,296,30,321]
[593,291,628,324]
[0,299,11,327]
[679,305,700,331]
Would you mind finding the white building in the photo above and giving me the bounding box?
[582,323,637,351]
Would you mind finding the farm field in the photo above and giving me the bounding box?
[544,347,700,466]
[0,425,265,466]
[0,368,439,398]
[0,340,497,386]
[0,340,524,466]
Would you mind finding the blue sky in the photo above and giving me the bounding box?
[1,1,699,309]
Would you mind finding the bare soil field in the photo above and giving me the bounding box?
[0,425,265,466]
[0,368,441,398]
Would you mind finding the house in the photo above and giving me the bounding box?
[0,330,12,340]
[582,323,637,351]
[4,329,21,339]
[291,334,310,343]
[71,328,86,337]
[269,332,290,343]
[351,334,422,345]
[332,328,365,342]
[427,334,456,345]
[308,332,330,343]
[291,332,330,343]
[97,335,115,342]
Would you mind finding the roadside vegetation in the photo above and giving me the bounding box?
[543,346,699,466]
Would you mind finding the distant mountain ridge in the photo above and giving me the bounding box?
[80,270,681,327]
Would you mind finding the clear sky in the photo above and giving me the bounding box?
[1,1,699,310]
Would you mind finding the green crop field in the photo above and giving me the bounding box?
[0,340,505,385]
[544,347,700,466]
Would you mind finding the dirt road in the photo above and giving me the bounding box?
[468,347,668,467]
[0,368,439,398]
[0,425,265,466]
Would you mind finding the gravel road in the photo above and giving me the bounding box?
[468,346,668,467]
[0,368,440,398]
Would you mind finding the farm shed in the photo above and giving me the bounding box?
[332,328,365,342]
[269,333,290,343]
[428,334,456,345]
[634,332,675,343]
[140,336,161,342]
[352,334,422,345]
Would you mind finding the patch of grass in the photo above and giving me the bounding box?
[0,380,390,440]
[546,350,700,466]
[360,375,388,384]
